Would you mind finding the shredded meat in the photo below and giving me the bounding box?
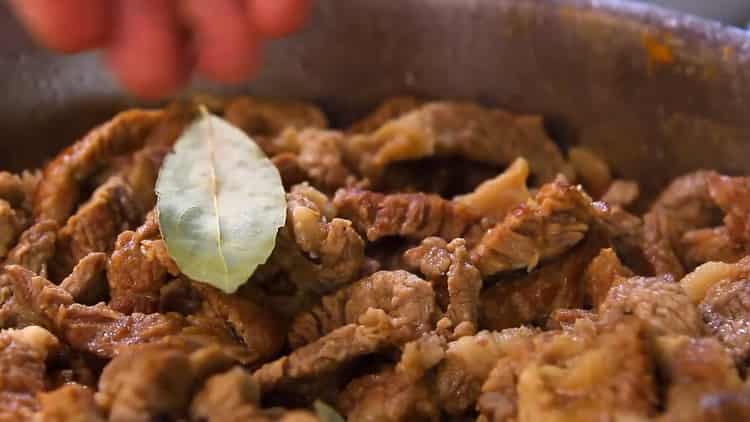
[0,326,59,421]
[107,210,179,314]
[682,227,748,268]
[59,252,108,305]
[288,270,436,348]
[348,96,424,134]
[479,233,601,330]
[6,265,186,357]
[275,184,365,292]
[0,199,26,259]
[343,101,567,182]
[453,157,530,221]
[600,179,640,208]
[582,247,633,309]
[435,328,537,415]
[334,187,481,242]
[404,237,482,338]
[599,275,702,337]
[655,335,744,421]
[35,383,105,422]
[470,176,594,276]
[4,220,57,275]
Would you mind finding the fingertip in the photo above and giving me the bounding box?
[105,0,190,99]
[247,0,311,38]
[10,0,110,52]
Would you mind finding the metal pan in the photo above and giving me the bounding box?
[0,0,748,200]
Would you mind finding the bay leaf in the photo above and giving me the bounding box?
[156,108,286,293]
[314,400,345,422]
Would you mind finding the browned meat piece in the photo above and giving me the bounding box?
[0,199,26,259]
[681,227,747,268]
[454,157,530,221]
[435,328,537,415]
[6,265,186,357]
[96,347,193,422]
[404,237,481,338]
[272,152,308,188]
[288,270,436,348]
[254,308,393,393]
[275,184,365,292]
[479,318,657,422]
[342,101,567,182]
[348,96,423,134]
[567,147,612,198]
[51,176,141,281]
[599,275,702,337]
[35,383,105,422]
[0,171,32,209]
[191,366,318,422]
[582,248,633,309]
[600,179,640,208]
[545,308,597,330]
[655,336,744,422]
[334,188,480,242]
[707,173,750,244]
[59,252,107,304]
[514,318,657,421]
[272,128,354,191]
[592,203,652,274]
[479,235,600,330]
[696,259,750,362]
[33,109,164,225]
[107,210,179,314]
[0,326,60,421]
[471,176,594,276]
[223,96,327,145]
[192,283,284,364]
[4,220,57,275]
[643,171,726,278]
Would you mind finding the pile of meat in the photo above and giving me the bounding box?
[0,96,749,421]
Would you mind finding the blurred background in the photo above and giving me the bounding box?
[639,0,750,27]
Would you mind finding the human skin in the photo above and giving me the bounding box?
[9,0,311,99]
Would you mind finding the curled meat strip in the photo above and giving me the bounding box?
[342,101,567,182]
[470,176,595,276]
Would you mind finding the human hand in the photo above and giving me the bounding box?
[10,0,310,98]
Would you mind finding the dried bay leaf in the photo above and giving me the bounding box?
[156,109,286,293]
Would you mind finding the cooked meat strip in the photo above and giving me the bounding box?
[271,128,354,191]
[275,184,365,292]
[254,308,394,394]
[107,210,179,314]
[582,248,634,309]
[0,326,60,421]
[343,101,567,182]
[6,265,186,357]
[599,275,702,337]
[404,237,481,338]
[0,199,26,259]
[3,220,57,276]
[600,179,640,208]
[35,383,105,422]
[707,173,750,244]
[514,318,657,421]
[51,176,141,281]
[288,270,436,348]
[681,227,748,268]
[59,252,107,305]
[95,347,193,422]
[0,171,33,210]
[567,146,612,198]
[191,366,317,422]
[655,335,744,422]
[435,328,537,415]
[33,109,164,225]
[695,258,750,362]
[479,233,600,330]
[338,334,445,421]
[591,203,652,274]
[470,176,594,276]
[334,188,481,242]
[348,96,423,134]
[223,96,327,148]
[192,283,284,364]
[643,170,727,278]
